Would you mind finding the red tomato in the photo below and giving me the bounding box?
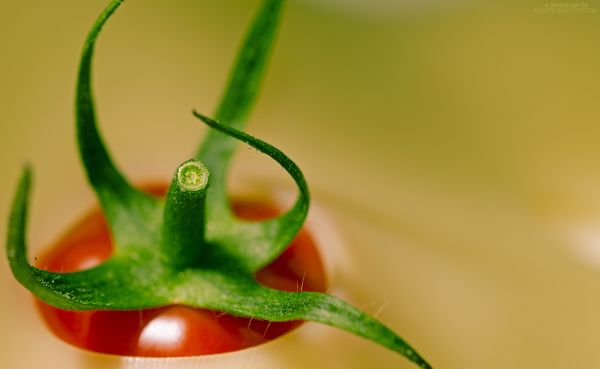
[36,185,326,356]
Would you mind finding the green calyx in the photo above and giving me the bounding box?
[5,1,431,368]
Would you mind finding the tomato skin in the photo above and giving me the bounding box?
[36,190,326,356]
[135,306,262,356]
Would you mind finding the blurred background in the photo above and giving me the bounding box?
[1,0,600,368]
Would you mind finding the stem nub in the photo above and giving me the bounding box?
[177,161,209,192]
[161,160,210,268]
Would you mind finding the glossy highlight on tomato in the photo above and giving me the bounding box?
[36,185,327,356]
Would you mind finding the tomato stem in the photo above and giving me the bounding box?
[161,160,210,268]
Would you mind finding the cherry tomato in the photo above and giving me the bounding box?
[36,185,326,356]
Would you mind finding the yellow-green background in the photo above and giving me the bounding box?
[1,0,600,368]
